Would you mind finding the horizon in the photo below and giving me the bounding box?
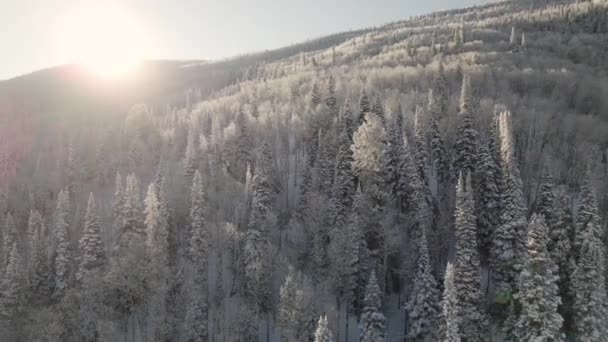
[1,0,494,80]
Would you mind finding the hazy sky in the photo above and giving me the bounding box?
[1,0,493,80]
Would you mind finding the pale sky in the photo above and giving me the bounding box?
[0,0,493,80]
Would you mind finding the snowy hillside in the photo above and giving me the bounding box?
[1,0,608,341]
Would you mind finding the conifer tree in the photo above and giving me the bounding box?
[359,87,371,126]
[474,140,501,258]
[235,109,253,182]
[77,193,106,283]
[184,126,198,179]
[29,210,51,302]
[54,188,72,297]
[325,75,337,118]
[352,112,389,207]
[492,110,527,296]
[515,214,564,341]
[574,169,603,258]
[432,62,449,117]
[112,171,125,235]
[441,263,461,342]
[311,81,322,108]
[145,183,171,341]
[413,105,429,182]
[535,169,572,283]
[119,173,144,250]
[371,95,385,123]
[278,268,317,342]
[341,187,371,315]
[185,170,209,342]
[360,271,386,342]
[428,89,448,184]
[3,212,16,268]
[406,233,440,342]
[329,100,355,232]
[244,143,274,312]
[0,243,27,319]
[314,315,334,342]
[453,173,487,341]
[571,231,608,340]
[453,74,478,177]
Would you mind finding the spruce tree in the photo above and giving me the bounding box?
[112,171,125,236]
[515,214,564,341]
[54,188,72,297]
[406,233,440,341]
[359,87,371,126]
[492,110,527,297]
[145,183,171,341]
[77,193,106,282]
[453,173,487,341]
[119,173,144,250]
[0,243,27,319]
[428,89,448,185]
[311,81,322,108]
[314,315,334,342]
[413,105,429,182]
[432,62,449,117]
[278,268,317,342]
[329,99,355,232]
[571,231,608,340]
[235,109,253,182]
[371,95,385,123]
[3,212,16,268]
[29,210,51,302]
[441,263,461,342]
[474,139,501,259]
[325,75,338,118]
[185,170,209,342]
[244,143,274,312]
[453,74,478,177]
[360,271,386,342]
[574,169,603,258]
[184,126,198,179]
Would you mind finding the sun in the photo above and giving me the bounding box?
[56,5,151,79]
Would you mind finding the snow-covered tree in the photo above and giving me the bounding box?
[571,231,608,340]
[244,143,275,312]
[3,212,16,268]
[428,89,448,185]
[474,139,501,259]
[574,169,603,259]
[453,173,487,341]
[0,243,27,319]
[413,105,429,182]
[406,233,440,342]
[311,81,322,108]
[515,214,564,341]
[118,173,144,251]
[360,270,386,342]
[353,111,389,207]
[329,99,355,231]
[53,188,72,297]
[371,95,385,123]
[144,183,171,341]
[29,210,51,302]
[184,125,199,179]
[278,268,317,342]
[77,193,106,283]
[359,87,371,126]
[453,74,478,177]
[185,170,209,342]
[432,62,449,117]
[325,75,337,118]
[441,263,461,342]
[314,315,334,342]
[509,26,517,46]
[492,110,527,297]
[112,171,125,236]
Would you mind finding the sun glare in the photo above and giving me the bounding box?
[56,5,151,79]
